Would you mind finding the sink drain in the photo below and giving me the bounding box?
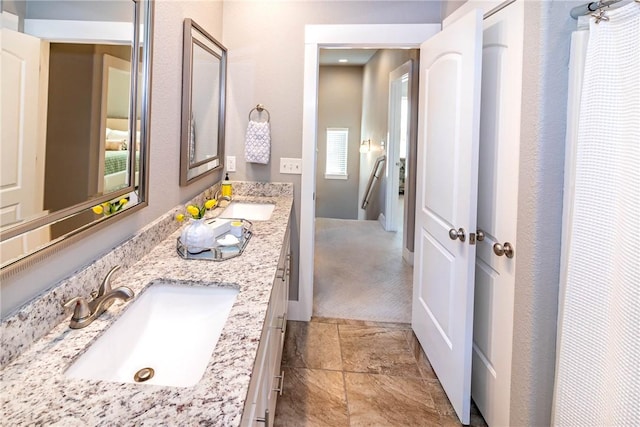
[134,367,155,383]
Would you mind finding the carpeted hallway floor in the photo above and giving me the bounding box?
[313,217,413,323]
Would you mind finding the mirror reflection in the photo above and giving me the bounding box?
[0,0,151,269]
[180,18,226,186]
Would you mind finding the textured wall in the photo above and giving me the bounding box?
[510,1,579,425]
[316,66,363,220]
[1,0,224,316]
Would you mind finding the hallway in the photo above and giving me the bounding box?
[313,217,412,323]
[274,318,487,426]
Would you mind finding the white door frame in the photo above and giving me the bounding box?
[384,61,412,233]
[289,23,441,321]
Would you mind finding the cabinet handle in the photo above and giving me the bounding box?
[276,312,287,333]
[256,409,269,427]
[273,371,285,396]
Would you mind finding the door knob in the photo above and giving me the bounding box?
[448,228,466,242]
[493,242,514,258]
[476,229,485,242]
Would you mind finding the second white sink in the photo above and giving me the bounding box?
[219,202,275,221]
[65,282,238,387]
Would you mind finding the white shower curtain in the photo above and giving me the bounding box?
[554,2,640,426]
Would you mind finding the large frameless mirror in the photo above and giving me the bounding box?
[0,0,153,274]
[180,18,226,186]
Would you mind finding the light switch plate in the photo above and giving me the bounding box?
[280,158,302,174]
[226,156,236,172]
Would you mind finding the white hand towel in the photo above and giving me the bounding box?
[245,120,271,164]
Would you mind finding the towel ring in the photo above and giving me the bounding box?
[248,104,270,123]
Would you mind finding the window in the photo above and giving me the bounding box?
[325,128,349,179]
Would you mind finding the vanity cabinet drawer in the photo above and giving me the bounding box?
[241,218,290,427]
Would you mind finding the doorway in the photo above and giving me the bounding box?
[312,51,417,322]
[291,23,440,322]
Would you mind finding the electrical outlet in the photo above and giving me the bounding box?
[226,156,236,172]
[280,157,302,174]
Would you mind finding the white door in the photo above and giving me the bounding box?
[1,29,49,264]
[472,3,523,426]
[412,9,483,425]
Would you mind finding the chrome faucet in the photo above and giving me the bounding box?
[62,266,134,329]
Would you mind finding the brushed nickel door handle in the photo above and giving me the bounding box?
[493,242,514,258]
[448,228,466,242]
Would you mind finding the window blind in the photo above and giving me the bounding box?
[325,128,348,179]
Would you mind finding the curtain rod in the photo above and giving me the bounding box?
[570,0,628,19]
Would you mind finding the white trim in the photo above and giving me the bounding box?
[378,212,386,228]
[287,299,307,322]
[296,23,440,322]
[298,42,320,322]
[24,19,137,44]
[385,61,412,232]
[324,174,348,180]
[403,247,414,266]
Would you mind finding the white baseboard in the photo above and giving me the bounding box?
[378,213,386,228]
[403,247,414,266]
[287,299,311,322]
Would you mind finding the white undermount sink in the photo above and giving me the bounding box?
[65,283,238,387]
[219,202,275,221]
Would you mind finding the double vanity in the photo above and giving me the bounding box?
[0,183,293,426]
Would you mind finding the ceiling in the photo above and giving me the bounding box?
[319,48,378,66]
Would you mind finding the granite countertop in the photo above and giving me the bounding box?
[0,193,293,426]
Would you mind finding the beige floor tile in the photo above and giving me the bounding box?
[312,316,411,330]
[424,379,488,427]
[273,367,349,427]
[339,325,421,377]
[426,378,457,418]
[282,321,342,370]
[274,322,487,427]
[344,372,441,426]
[405,330,438,380]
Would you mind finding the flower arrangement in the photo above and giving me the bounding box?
[176,199,218,222]
[92,198,128,216]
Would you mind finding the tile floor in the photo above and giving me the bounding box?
[274,317,487,427]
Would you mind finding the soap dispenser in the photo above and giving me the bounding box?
[221,173,232,198]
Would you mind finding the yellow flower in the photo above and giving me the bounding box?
[92,205,104,215]
[204,199,217,210]
[119,198,128,205]
[186,205,200,217]
[175,213,185,222]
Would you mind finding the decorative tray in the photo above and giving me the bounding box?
[176,218,253,261]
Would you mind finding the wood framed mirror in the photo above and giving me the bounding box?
[0,0,153,274]
[180,18,226,186]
